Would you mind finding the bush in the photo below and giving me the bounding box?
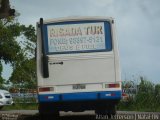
[118,77,160,112]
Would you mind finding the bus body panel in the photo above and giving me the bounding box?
[43,54,115,86]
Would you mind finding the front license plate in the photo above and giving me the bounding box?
[73,84,86,90]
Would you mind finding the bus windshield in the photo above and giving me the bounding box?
[43,21,112,54]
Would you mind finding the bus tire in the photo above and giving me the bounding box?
[107,105,116,118]
[95,105,116,118]
[39,103,59,120]
[40,112,59,120]
[95,109,106,115]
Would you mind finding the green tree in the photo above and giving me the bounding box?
[10,58,36,89]
[9,24,36,89]
[135,76,155,111]
[154,84,160,110]
[0,17,21,87]
[155,84,160,98]
[0,62,5,88]
[0,18,22,64]
[0,14,36,89]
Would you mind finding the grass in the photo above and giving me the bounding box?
[2,103,38,110]
[117,101,160,112]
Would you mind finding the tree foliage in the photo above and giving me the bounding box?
[10,58,36,89]
[119,76,160,112]
[0,62,5,88]
[0,18,22,64]
[135,77,155,110]
[0,16,36,89]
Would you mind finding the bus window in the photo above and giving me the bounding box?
[43,21,112,54]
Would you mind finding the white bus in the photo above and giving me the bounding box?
[36,17,122,119]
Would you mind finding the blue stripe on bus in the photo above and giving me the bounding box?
[38,91,122,102]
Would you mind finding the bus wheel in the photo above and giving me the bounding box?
[95,106,116,118]
[107,105,116,118]
[40,112,59,120]
[95,109,106,115]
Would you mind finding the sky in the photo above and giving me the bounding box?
[2,0,160,83]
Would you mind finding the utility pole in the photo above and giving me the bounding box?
[0,0,15,19]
